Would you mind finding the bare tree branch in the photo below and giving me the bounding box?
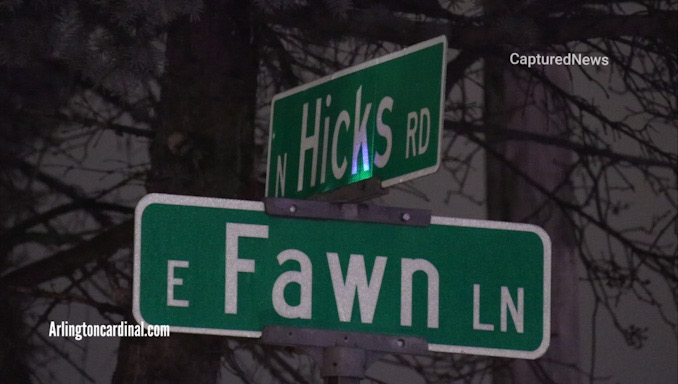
[1,220,133,288]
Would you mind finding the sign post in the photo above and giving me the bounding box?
[266,36,447,200]
[134,193,551,362]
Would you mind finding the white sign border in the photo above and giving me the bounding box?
[265,35,448,196]
[133,193,551,359]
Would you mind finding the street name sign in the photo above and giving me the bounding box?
[133,194,551,359]
[266,36,447,199]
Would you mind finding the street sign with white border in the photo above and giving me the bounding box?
[266,36,447,199]
[133,193,551,359]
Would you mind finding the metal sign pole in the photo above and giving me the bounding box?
[322,345,366,383]
[260,327,429,383]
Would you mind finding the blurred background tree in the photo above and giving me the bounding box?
[1,0,675,383]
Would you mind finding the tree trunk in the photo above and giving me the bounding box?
[113,1,260,383]
[485,57,581,383]
[145,0,259,199]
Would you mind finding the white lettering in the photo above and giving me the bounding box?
[418,107,430,155]
[167,260,190,307]
[352,86,372,175]
[275,153,287,197]
[400,258,439,328]
[406,111,418,158]
[327,253,387,324]
[320,95,332,184]
[374,96,393,168]
[225,223,268,314]
[332,110,350,180]
[501,286,524,333]
[298,101,320,191]
[272,249,312,319]
[473,284,494,331]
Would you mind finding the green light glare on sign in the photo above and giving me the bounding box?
[266,36,447,199]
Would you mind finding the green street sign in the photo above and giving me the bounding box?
[265,36,447,199]
[133,194,551,359]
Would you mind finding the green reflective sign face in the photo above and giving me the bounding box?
[266,36,447,199]
[134,194,551,359]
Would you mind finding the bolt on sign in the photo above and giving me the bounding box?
[133,194,551,359]
[266,36,447,199]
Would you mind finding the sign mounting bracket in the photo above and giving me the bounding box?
[264,197,431,227]
[261,326,429,383]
